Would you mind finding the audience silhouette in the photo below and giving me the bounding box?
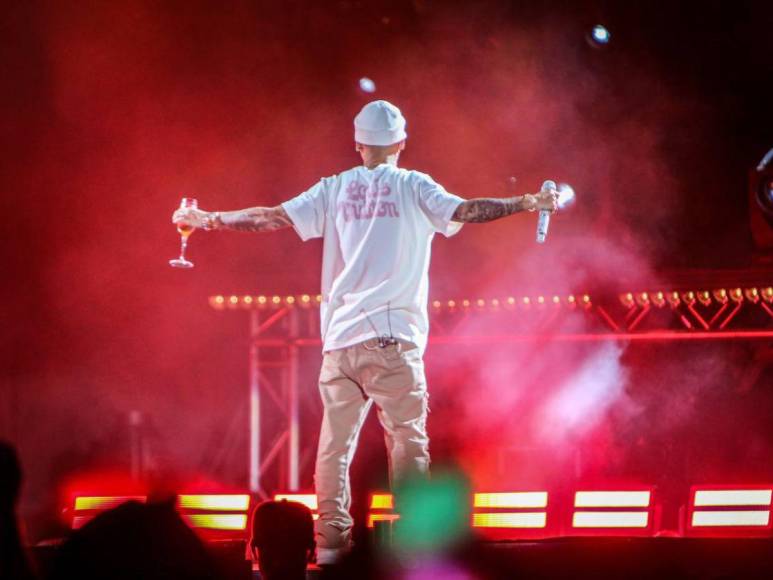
[49,497,219,580]
[250,500,315,580]
[0,440,37,580]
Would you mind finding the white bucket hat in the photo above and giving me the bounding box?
[354,100,407,146]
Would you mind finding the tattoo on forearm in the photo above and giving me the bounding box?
[452,197,530,223]
[221,206,292,232]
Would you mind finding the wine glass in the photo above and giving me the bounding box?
[169,197,198,268]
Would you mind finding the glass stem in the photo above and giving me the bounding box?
[179,235,188,260]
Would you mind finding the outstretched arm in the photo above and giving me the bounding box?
[452,191,557,223]
[172,205,293,233]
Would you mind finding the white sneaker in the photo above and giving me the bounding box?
[316,547,345,566]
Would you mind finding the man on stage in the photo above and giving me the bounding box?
[172,100,558,564]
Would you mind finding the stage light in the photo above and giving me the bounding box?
[229,295,239,305]
[271,295,281,305]
[74,495,145,511]
[681,291,696,305]
[697,291,711,306]
[185,514,248,530]
[370,494,394,509]
[743,288,759,303]
[258,295,267,304]
[448,300,456,308]
[537,296,545,304]
[729,288,743,302]
[575,491,650,508]
[215,295,224,305]
[652,291,666,307]
[688,486,772,533]
[274,494,318,510]
[694,489,772,507]
[588,24,611,46]
[474,492,548,509]
[359,77,376,93]
[243,296,253,305]
[522,296,531,306]
[477,298,486,307]
[473,512,546,528]
[432,300,441,309]
[713,289,728,304]
[367,514,400,527]
[573,511,648,528]
[620,293,635,308]
[762,287,773,303]
[301,294,311,303]
[667,291,680,307]
[286,295,296,305]
[491,298,500,307]
[315,295,323,303]
[507,297,516,305]
[178,494,250,511]
[635,292,650,307]
[462,299,471,308]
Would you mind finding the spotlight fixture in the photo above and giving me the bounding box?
[359,77,376,93]
[587,24,611,48]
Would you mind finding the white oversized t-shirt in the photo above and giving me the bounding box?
[282,163,464,354]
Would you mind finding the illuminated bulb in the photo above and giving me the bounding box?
[286,296,295,304]
[491,298,500,307]
[448,300,456,308]
[315,295,322,302]
[271,295,281,304]
[507,297,516,305]
[652,291,666,307]
[432,300,441,309]
[729,288,743,302]
[229,296,239,304]
[590,24,611,45]
[697,291,711,306]
[359,77,376,93]
[743,288,759,303]
[567,295,576,303]
[635,292,650,307]
[682,291,695,305]
[552,295,560,304]
[301,294,310,303]
[476,299,485,307]
[667,292,680,307]
[258,296,267,304]
[462,299,471,308]
[762,287,773,303]
[537,296,545,304]
[243,296,253,304]
[582,294,590,303]
[522,297,531,305]
[215,295,225,304]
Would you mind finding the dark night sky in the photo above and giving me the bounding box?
[1,0,772,539]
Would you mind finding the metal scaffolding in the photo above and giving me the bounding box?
[210,284,773,496]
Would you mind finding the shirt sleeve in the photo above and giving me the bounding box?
[414,172,465,237]
[281,179,328,241]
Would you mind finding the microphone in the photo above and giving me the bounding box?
[536,180,556,244]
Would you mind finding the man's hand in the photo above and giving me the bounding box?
[172,208,220,230]
[534,187,559,213]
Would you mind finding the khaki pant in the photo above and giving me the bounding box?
[314,338,429,556]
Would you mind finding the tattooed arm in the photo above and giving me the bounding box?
[452,191,558,223]
[172,205,293,233]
